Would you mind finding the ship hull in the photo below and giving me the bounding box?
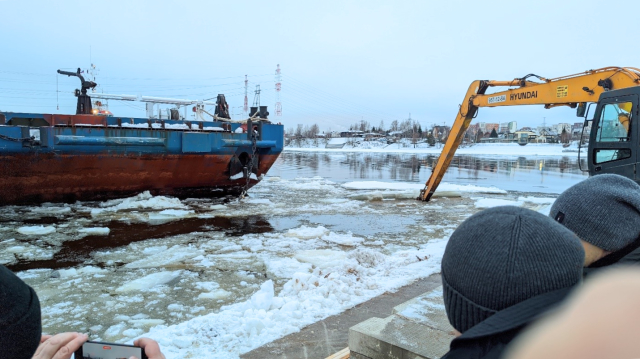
[0,112,284,205]
[0,153,280,204]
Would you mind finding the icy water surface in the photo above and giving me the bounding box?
[0,151,587,358]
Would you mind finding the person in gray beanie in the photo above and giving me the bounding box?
[549,174,640,272]
[441,206,584,359]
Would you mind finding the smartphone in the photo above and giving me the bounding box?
[75,340,148,359]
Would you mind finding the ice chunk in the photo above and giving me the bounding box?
[104,323,127,338]
[474,198,521,208]
[125,246,203,269]
[78,227,110,235]
[250,280,274,311]
[321,232,364,246]
[17,225,56,235]
[91,191,187,217]
[147,209,194,224]
[128,319,165,328]
[5,246,25,253]
[31,206,72,214]
[197,289,231,300]
[285,225,329,240]
[294,250,348,269]
[116,271,182,292]
[264,257,310,279]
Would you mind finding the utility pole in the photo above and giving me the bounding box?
[243,75,248,117]
[253,85,261,107]
[275,64,282,116]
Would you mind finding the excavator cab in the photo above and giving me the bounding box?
[588,88,639,180]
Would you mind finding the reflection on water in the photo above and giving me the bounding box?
[272,151,589,194]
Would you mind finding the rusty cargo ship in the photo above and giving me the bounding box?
[0,69,284,205]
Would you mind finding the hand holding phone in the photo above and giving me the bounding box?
[75,341,148,359]
[134,338,166,359]
[32,332,88,359]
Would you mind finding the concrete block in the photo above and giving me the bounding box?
[349,285,455,359]
[349,315,453,359]
[392,286,454,333]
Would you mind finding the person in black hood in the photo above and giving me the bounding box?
[441,206,585,359]
[0,263,42,359]
[1,263,165,359]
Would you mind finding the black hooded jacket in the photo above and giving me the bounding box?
[441,287,574,359]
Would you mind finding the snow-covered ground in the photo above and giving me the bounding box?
[289,137,584,156]
[2,143,582,359]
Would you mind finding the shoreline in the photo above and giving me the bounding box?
[283,141,583,157]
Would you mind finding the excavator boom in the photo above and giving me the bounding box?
[419,67,640,201]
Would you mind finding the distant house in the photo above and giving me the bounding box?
[340,130,364,138]
[364,132,384,140]
[514,128,538,144]
[431,126,450,142]
[537,127,558,143]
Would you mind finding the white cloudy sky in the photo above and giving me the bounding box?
[0,0,638,132]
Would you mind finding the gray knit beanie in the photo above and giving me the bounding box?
[441,206,584,333]
[549,174,640,252]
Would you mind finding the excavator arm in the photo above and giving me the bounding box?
[419,67,640,201]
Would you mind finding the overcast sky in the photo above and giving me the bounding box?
[1,0,638,132]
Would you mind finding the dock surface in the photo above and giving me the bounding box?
[241,274,444,359]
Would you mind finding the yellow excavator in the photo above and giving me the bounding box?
[419,66,640,201]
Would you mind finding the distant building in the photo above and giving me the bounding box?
[340,130,364,137]
[465,123,480,141]
[554,123,572,134]
[499,122,509,134]
[514,129,538,144]
[508,121,517,133]
[432,126,450,141]
[537,127,558,142]
[485,123,500,133]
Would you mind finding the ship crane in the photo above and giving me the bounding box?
[57,68,97,115]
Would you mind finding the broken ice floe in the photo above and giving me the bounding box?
[17,225,56,235]
[78,227,110,236]
[116,270,183,293]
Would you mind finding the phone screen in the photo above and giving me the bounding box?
[75,340,146,359]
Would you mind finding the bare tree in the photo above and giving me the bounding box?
[308,123,319,138]
[390,120,399,132]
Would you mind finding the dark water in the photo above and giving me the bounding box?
[5,216,274,272]
[269,151,589,194]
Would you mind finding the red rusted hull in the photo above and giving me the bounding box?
[0,153,280,205]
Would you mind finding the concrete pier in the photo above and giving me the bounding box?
[348,285,455,359]
[241,274,446,359]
